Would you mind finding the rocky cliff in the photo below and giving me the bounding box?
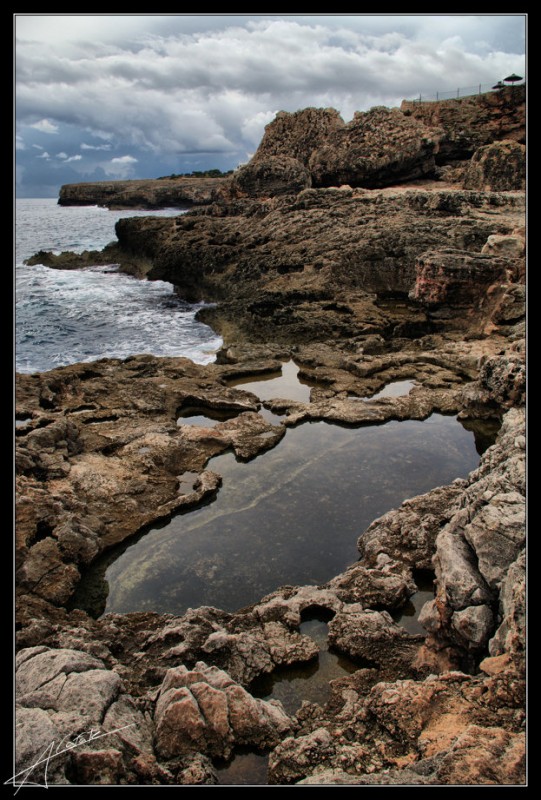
[58,175,228,209]
[17,87,526,786]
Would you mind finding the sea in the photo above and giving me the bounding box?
[15,198,223,374]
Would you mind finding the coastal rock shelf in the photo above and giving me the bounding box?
[16,86,525,786]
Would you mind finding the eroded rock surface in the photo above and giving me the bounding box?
[17,88,525,786]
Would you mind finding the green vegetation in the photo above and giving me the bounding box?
[158,169,234,179]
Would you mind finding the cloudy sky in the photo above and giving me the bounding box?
[15,13,526,197]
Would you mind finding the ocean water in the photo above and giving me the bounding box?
[15,198,222,373]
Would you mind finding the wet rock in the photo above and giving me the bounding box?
[328,607,423,671]
[154,661,292,760]
[328,560,416,609]
[358,484,463,570]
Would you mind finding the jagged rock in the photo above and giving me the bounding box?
[434,725,525,785]
[481,233,525,258]
[410,248,515,309]
[489,550,526,663]
[433,527,493,610]
[268,727,336,784]
[463,140,526,192]
[17,89,526,788]
[358,484,464,569]
[328,560,416,608]
[232,156,311,197]
[310,106,437,188]
[327,607,423,671]
[401,85,525,159]
[462,492,525,590]
[176,753,219,785]
[248,107,345,166]
[154,661,291,760]
[450,605,494,649]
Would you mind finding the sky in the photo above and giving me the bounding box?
[15,13,526,197]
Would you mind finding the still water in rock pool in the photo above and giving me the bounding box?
[74,413,482,618]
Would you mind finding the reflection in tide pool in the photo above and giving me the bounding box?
[251,615,361,715]
[73,414,483,619]
[226,360,318,403]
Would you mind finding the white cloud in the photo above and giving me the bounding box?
[111,155,138,164]
[56,151,68,159]
[36,151,50,159]
[65,154,82,162]
[103,154,139,177]
[31,143,44,150]
[16,15,526,187]
[30,118,59,134]
[16,135,26,150]
[81,142,112,150]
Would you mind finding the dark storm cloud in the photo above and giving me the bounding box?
[15,14,526,195]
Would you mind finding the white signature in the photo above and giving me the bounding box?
[5,723,136,793]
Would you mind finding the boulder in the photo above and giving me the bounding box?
[154,661,292,760]
[463,140,526,192]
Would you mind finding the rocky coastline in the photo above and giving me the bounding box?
[57,175,229,210]
[16,86,526,785]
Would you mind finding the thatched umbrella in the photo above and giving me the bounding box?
[492,81,505,90]
[503,73,523,84]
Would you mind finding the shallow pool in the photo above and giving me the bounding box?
[74,413,483,618]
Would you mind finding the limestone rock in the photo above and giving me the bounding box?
[489,550,526,663]
[70,749,126,785]
[58,175,228,209]
[232,156,311,197]
[481,233,525,258]
[463,140,526,192]
[310,106,437,188]
[462,492,525,590]
[358,484,463,569]
[401,85,525,159]
[328,560,416,609]
[16,648,105,696]
[432,528,493,610]
[327,607,423,671]
[410,248,514,309]
[248,107,345,166]
[154,661,291,760]
[268,727,336,785]
[14,706,67,786]
[435,725,525,785]
[450,605,494,650]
